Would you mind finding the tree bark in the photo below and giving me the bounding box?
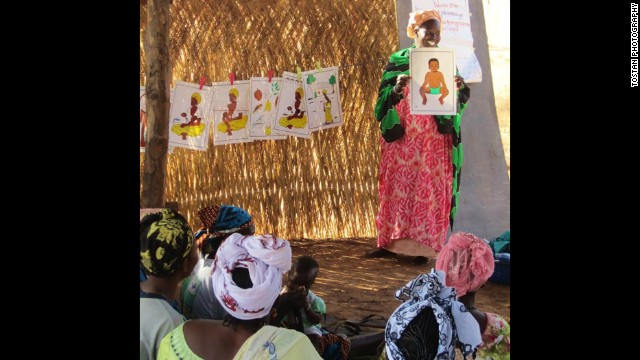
[141,0,171,208]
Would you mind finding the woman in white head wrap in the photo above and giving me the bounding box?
[157,233,321,360]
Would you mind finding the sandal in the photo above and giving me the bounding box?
[333,321,362,337]
[345,314,387,329]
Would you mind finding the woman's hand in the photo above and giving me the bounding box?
[394,74,412,93]
[454,75,464,90]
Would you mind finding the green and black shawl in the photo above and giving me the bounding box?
[374,46,471,228]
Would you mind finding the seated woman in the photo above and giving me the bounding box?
[157,233,321,360]
[140,208,198,360]
[180,204,255,320]
[381,270,482,360]
[435,232,511,359]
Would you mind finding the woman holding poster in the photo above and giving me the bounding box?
[366,9,470,264]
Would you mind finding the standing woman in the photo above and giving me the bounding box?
[368,9,470,264]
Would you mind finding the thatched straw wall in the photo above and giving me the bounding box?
[140,0,399,238]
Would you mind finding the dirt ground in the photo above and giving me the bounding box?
[290,238,510,331]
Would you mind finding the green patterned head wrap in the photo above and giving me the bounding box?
[140,208,194,278]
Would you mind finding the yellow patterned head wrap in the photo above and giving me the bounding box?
[140,208,194,277]
[407,9,442,39]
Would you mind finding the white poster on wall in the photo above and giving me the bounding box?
[410,0,482,82]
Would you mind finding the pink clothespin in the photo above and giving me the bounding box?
[199,76,206,90]
[229,71,235,86]
[268,69,274,83]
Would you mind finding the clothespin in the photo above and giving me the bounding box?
[296,66,302,81]
[199,76,206,90]
[229,71,235,86]
[315,61,321,71]
[268,69,274,83]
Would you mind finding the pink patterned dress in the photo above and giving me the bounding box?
[376,86,453,253]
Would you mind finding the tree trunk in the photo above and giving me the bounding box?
[141,0,171,208]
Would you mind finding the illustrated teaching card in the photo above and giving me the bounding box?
[210,81,252,145]
[140,86,147,152]
[409,48,457,115]
[273,72,311,139]
[302,66,343,132]
[249,77,286,141]
[141,87,175,152]
[168,81,214,151]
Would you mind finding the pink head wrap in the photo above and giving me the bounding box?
[435,232,495,297]
[407,9,443,39]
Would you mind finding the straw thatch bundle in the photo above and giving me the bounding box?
[140,0,399,239]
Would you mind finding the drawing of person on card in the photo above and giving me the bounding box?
[419,58,449,105]
[218,88,248,136]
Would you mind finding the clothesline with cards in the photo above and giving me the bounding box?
[140,65,344,152]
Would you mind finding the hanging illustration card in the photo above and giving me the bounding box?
[210,81,253,145]
[273,72,311,139]
[302,66,343,132]
[249,77,286,141]
[168,81,214,151]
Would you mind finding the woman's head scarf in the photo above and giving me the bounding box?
[140,208,194,278]
[198,204,253,238]
[385,270,482,359]
[407,9,442,39]
[435,232,495,297]
[212,233,292,320]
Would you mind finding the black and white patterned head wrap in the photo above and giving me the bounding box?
[385,270,482,360]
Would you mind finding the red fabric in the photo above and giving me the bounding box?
[376,87,453,252]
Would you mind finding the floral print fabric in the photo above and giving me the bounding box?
[477,312,510,360]
[376,86,453,252]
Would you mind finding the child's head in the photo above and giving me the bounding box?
[288,255,319,292]
[428,58,439,71]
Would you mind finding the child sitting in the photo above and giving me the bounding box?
[279,256,325,348]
